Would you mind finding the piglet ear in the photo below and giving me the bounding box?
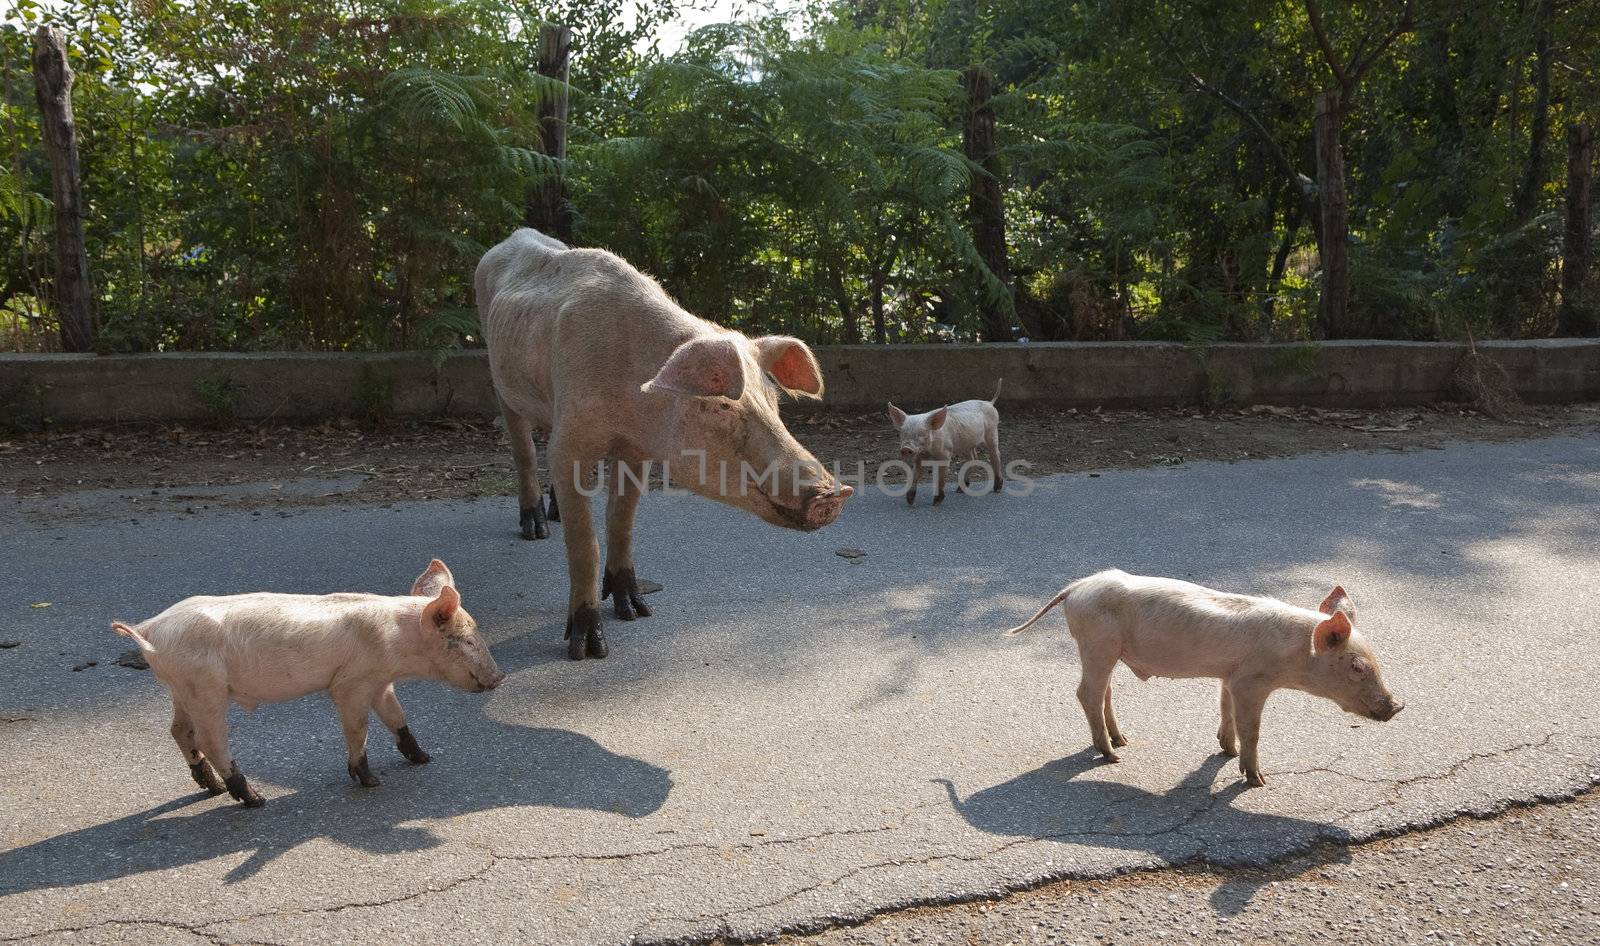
[411,558,456,597]
[887,403,907,428]
[1313,610,1352,653]
[1318,585,1355,622]
[422,585,461,630]
[642,336,746,399]
[754,336,824,399]
[929,407,950,430]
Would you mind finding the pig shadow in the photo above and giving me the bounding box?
[937,751,1351,917]
[0,720,671,897]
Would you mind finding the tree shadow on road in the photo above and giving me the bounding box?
[0,720,671,897]
[937,750,1351,917]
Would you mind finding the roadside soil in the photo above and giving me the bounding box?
[781,789,1600,946]
[3,403,1596,514]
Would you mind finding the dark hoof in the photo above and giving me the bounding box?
[993,478,1005,494]
[602,567,653,621]
[564,603,601,661]
[905,490,917,506]
[396,725,431,764]
[519,503,549,541]
[347,753,380,787]
[223,769,265,807]
[189,760,226,795]
[545,487,560,522]
[933,490,946,505]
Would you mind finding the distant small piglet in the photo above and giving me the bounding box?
[1005,569,1403,786]
[887,380,1004,505]
[113,559,505,807]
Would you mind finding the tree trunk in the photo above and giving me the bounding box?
[525,25,573,243]
[1513,0,1554,225]
[869,275,887,345]
[826,267,860,344]
[1559,124,1596,336]
[961,65,1014,342]
[31,26,94,352]
[1313,87,1352,338]
[1263,191,1305,322]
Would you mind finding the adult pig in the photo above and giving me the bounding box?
[1005,569,1403,787]
[477,228,854,661]
[113,560,503,807]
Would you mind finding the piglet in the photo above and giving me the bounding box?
[112,559,505,807]
[1005,569,1403,786]
[887,380,1004,505]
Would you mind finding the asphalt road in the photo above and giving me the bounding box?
[2,433,1598,945]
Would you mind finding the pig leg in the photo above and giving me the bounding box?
[1103,686,1128,748]
[334,683,381,787]
[1217,686,1239,757]
[932,460,948,505]
[985,423,1004,494]
[373,684,430,764]
[1076,652,1121,762]
[551,436,606,661]
[189,692,263,807]
[1227,682,1271,787]
[500,397,549,541]
[170,702,226,795]
[602,459,653,622]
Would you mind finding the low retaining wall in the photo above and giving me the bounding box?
[3,340,1599,426]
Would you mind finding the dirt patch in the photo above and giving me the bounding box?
[3,404,1596,514]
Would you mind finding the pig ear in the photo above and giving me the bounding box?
[929,407,949,430]
[887,403,907,428]
[754,336,824,399]
[642,336,746,400]
[1317,585,1356,622]
[1313,610,1352,653]
[421,585,461,630]
[411,558,456,597]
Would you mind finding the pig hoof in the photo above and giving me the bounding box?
[396,726,431,765]
[1111,734,1128,748]
[223,770,265,807]
[602,567,653,621]
[933,490,945,505]
[564,604,600,661]
[992,478,1005,494]
[348,754,381,787]
[586,624,609,659]
[905,489,916,506]
[190,760,227,795]
[546,488,561,522]
[1098,749,1121,763]
[519,504,549,541]
[1218,740,1239,758]
[1245,772,1267,788]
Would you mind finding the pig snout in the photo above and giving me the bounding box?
[1370,696,1404,721]
[800,483,853,530]
[899,447,915,462]
[476,669,508,693]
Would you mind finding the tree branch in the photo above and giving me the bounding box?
[1304,0,1351,88]
[1161,30,1315,198]
[1348,1,1415,83]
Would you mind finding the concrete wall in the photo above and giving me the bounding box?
[4,340,1598,427]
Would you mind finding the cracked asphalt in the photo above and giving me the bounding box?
[3,432,1599,945]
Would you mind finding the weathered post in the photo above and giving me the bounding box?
[31,26,94,352]
[961,65,1014,342]
[525,24,573,243]
[1559,124,1595,336]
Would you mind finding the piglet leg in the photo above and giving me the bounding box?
[374,684,430,764]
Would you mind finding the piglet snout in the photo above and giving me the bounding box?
[478,670,508,692]
[899,448,915,462]
[1371,698,1404,721]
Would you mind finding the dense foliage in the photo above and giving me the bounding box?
[2,0,1597,351]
